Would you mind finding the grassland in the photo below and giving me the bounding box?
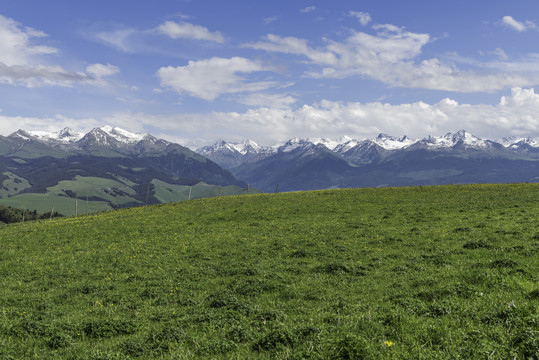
[0,171,31,198]
[0,176,252,217]
[0,184,537,359]
[151,180,256,203]
[0,193,112,216]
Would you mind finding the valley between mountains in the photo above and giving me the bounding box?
[0,126,538,216]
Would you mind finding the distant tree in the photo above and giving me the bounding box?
[0,205,63,224]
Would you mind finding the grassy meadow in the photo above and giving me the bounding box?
[0,184,537,359]
[0,175,253,217]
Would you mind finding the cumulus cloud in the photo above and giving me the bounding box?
[0,14,58,67]
[348,11,371,26]
[155,21,225,43]
[156,57,277,101]
[502,15,536,32]
[99,87,539,146]
[0,14,118,87]
[246,23,539,93]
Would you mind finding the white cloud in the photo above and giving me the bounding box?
[245,34,338,64]
[7,87,538,147]
[0,14,58,67]
[247,23,539,93]
[502,16,536,32]
[0,14,118,87]
[300,6,316,14]
[155,21,225,43]
[348,11,371,26]
[99,87,539,146]
[156,57,276,101]
[86,63,119,78]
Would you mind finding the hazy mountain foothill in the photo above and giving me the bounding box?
[197,130,539,192]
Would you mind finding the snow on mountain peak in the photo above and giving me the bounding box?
[277,137,310,152]
[496,136,539,148]
[229,139,262,155]
[99,126,145,144]
[416,130,487,149]
[201,139,262,155]
[372,133,415,150]
[25,127,83,143]
[308,136,353,151]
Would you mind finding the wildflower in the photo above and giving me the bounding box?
[384,340,394,347]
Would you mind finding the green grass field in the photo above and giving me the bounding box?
[0,184,537,359]
[0,193,112,216]
[0,171,31,198]
[0,176,252,217]
[152,180,256,203]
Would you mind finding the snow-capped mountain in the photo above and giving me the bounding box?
[99,125,146,144]
[275,138,315,153]
[198,139,263,156]
[372,133,415,150]
[197,139,271,169]
[198,130,538,170]
[11,126,149,146]
[195,130,539,191]
[307,136,354,151]
[0,126,245,210]
[496,136,539,153]
[22,128,84,143]
[415,130,497,150]
[2,126,538,195]
[6,126,170,156]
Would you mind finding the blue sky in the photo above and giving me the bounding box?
[1,0,539,145]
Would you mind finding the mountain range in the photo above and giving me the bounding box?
[196,130,539,191]
[1,126,538,215]
[0,126,247,216]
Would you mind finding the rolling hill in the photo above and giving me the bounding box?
[0,184,537,358]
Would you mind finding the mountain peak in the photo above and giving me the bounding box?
[56,127,82,141]
[11,129,32,140]
[444,129,473,142]
[372,133,415,149]
[419,130,491,149]
[10,128,84,143]
[98,126,146,144]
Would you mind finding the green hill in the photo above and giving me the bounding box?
[0,184,537,359]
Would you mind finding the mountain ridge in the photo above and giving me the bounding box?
[0,126,248,215]
[196,130,539,170]
[195,130,539,192]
